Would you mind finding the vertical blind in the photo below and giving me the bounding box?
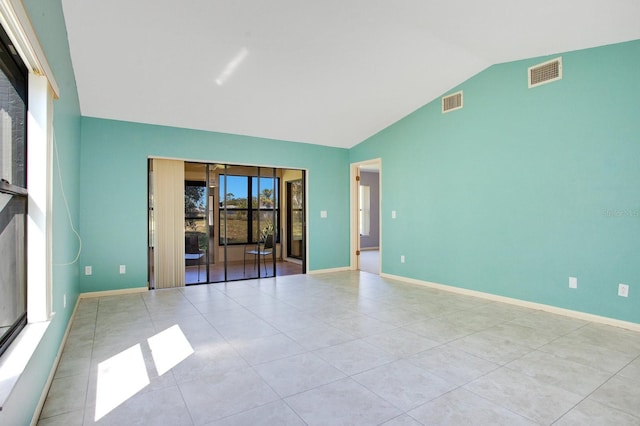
[152,159,185,288]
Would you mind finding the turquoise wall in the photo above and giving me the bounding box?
[0,1,82,424]
[351,40,640,324]
[3,5,638,422]
[78,118,350,293]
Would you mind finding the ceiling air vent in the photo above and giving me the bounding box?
[528,57,562,88]
[442,91,463,113]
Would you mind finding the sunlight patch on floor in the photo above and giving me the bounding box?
[95,344,149,421]
[148,325,194,376]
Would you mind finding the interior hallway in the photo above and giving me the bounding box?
[39,271,640,425]
[359,249,380,275]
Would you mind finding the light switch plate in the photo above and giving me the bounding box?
[119,265,126,274]
[569,277,577,289]
[85,266,92,275]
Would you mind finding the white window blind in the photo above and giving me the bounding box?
[152,159,185,288]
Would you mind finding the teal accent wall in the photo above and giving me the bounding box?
[0,1,82,424]
[3,5,638,422]
[351,40,640,324]
[78,118,350,293]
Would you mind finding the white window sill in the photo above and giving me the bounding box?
[0,318,52,410]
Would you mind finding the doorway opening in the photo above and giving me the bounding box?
[351,160,381,274]
[148,160,306,287]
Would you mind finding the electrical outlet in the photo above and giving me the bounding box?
[618,283,629,298]
[119,265,126,274]
[400,255,405,263]
[85,266,92,275]
[569,277,577,289]
[63,294,66,308]
[392,210,397,219]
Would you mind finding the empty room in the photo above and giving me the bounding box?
[0,1,639,425]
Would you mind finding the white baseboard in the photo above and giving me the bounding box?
[309,266,350,275]
[381,273,640,332]
[30,298,80,426]
[32,286,148,424]
[79,287,148,299]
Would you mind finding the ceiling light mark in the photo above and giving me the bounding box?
[215,47,249,86]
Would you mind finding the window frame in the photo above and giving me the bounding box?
[0,16,28,358]
[219,174,280,245]
[0,0,57,409]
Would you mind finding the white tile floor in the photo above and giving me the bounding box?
[38,271,640,425]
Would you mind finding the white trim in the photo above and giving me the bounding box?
[350,164,358,270]
[309,267,350,275]
[0,13,56,412]
[148,155,301,173]
[0,320,51,410]
[350,159,382,274]
[29,297,80,426]
[31,287,144,424]
[304,170,309,274]
[26,74,54,322]
[0,0,59,97]
[79,287,148,299]
[381,273,640,332]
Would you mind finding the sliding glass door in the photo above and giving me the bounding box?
[149,161,304,287]
[219,166,278,280]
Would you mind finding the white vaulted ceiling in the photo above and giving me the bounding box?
[61,0,640,148]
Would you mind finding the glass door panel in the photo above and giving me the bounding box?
[287,178,303,259]
[185,162,207,284]
[220,165,259,280]
[207,164,225,282]
[257,168,277,277]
